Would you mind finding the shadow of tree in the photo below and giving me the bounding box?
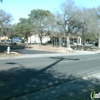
[0,57,99,100]
[50,57,80,61]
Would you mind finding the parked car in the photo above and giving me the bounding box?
[1,39,11,44]
[85,43,93,46]
[11,37,22,45]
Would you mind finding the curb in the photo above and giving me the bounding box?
[0,50,99,60]
[0,52,97,60]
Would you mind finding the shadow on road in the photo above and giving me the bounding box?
[0,57,99,100]
[50,57,80,61]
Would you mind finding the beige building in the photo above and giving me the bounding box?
[0,36,9,42]
[28,34,50,44]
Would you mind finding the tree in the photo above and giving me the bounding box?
[73,8,98,43]
[58,0,78,47]
[19,18,33,42]
[13,18,32,42]
[0,9,13,39]
[57,0,99,48]
[28,9,55,45]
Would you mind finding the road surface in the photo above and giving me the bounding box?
[0,54,100,100]
[13,49,56,54]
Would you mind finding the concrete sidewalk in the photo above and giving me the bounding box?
[9,50,100,59]
[19,51,96,58]
[7,72,100,100]
[0,50,99,60]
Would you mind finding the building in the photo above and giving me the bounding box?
[0,36,9,42]
[28,34,50,44]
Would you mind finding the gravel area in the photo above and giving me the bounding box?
[0,52,21,58]
[25,44,75,53]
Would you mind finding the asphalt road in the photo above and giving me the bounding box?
[12,49,56,54]
[0,54,100,100]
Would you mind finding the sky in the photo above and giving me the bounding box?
[0,0,100,24]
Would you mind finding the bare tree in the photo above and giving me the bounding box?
[58,0,78,48]
[0,9,13,39]
[57,0,99,49]
[74,8,98,43]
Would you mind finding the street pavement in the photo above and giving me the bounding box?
[12,49,57,54]
[0,54,100,100]
[0,49,99,60]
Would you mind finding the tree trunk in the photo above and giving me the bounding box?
[29,36,31,44]
[77,35,78,49]
[24,34,28,43]
[65,37,67,47]
[67,35,70,48]
[51,37,54,47]
[55,38,58,47]
[82,30,85,50]
[59,37,62,47]
[54,38,56,47]
[39,36,42,46]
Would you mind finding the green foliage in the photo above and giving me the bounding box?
[85,33,96,42]
[28,9,55,44]
[14,24,27,37]
[0,10,13,38]
[13,18,34,41]
[28,9,53,22]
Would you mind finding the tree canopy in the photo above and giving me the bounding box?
[28,9,55,44]
[0,9,13,38]
[2,0,100,45]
